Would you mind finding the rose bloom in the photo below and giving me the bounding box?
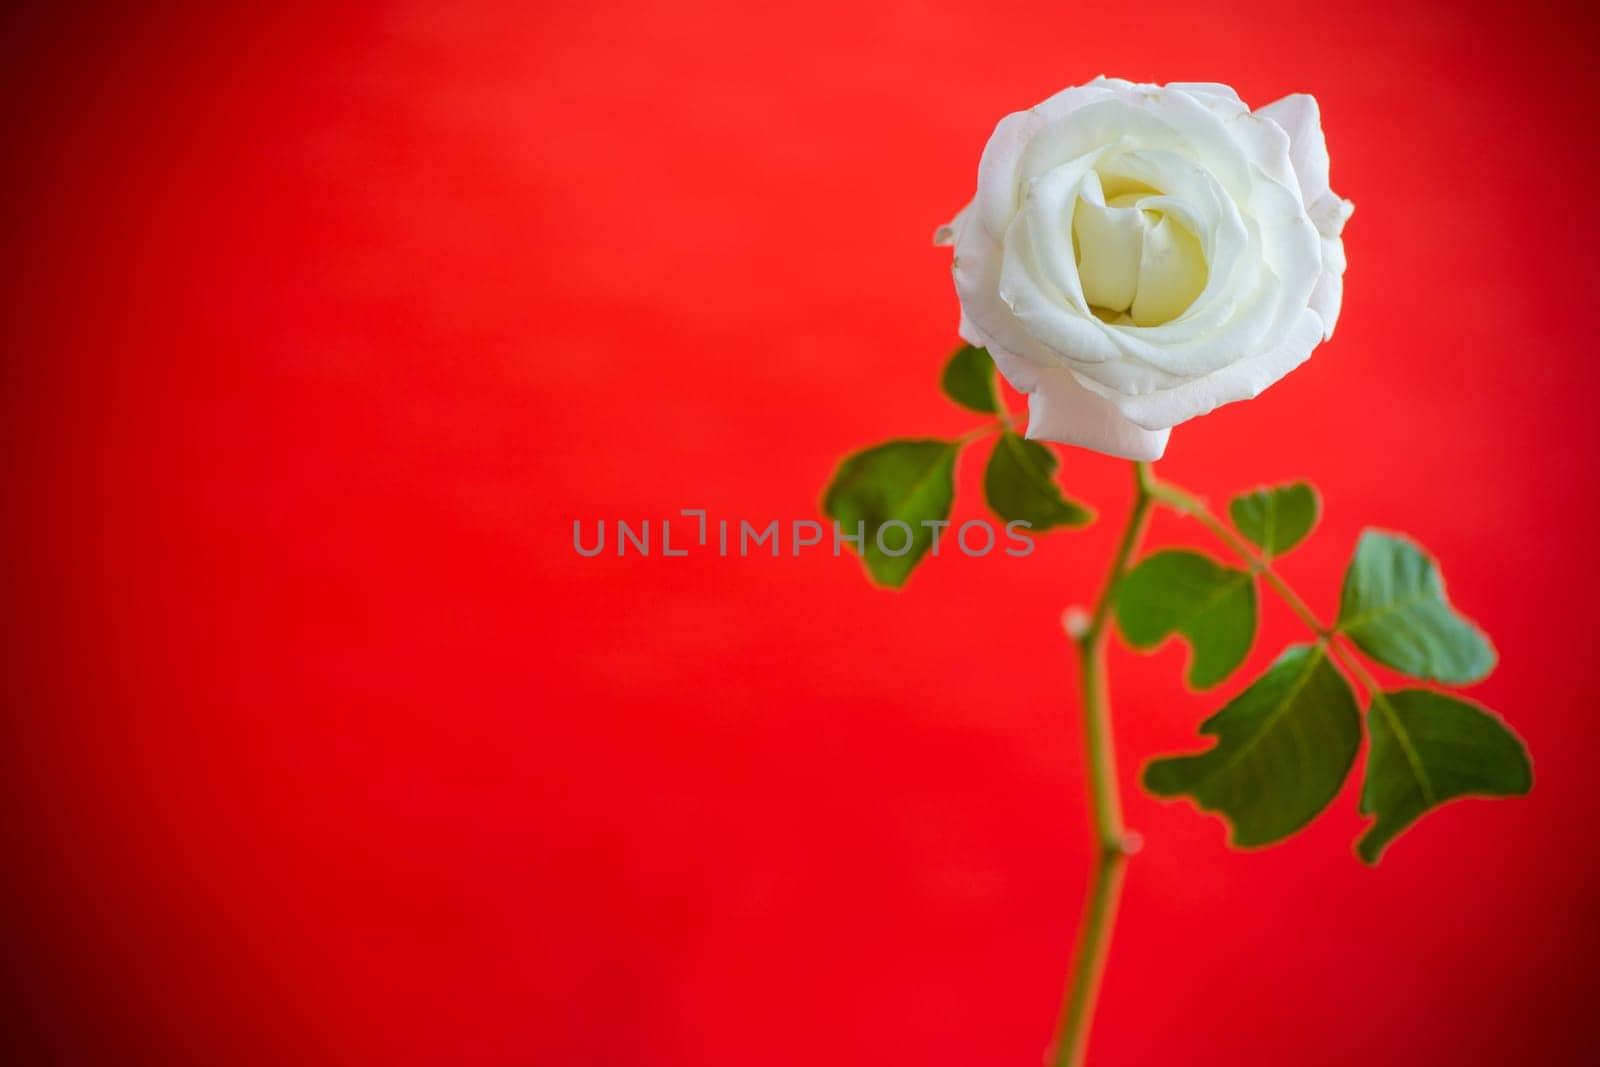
[937,78,1352,460]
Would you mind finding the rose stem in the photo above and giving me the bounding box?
[1142,476,1381,693]
[1050,465,1386,1064]
[1049,460,1154,1067]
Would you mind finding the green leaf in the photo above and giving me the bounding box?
[821,439,958,589]
[1356,689,1532,864]
[1229,482,1320,558]
[940,344,999,414]
[1143,644,1362,847]
[983,432,1093,533]
[1115,550,1258,689]
[1336,530,1496,684]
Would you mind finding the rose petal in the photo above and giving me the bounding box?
[1257,94,1332,216]
[987,345,1170,460]
[1308,270,1342,340]
[1088,308,1324,430]
[1071,171,1146,313]
[1131,214,1207,327]
[1168,82,1243,105]
[954,206,1093,367]
[933,200,970,247]
[1259,94,1352,338]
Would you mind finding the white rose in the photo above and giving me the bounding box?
[936,77,1352,461]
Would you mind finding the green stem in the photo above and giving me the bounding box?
[1142,475,1386,694]
[1328,638,1384,698]
[1143,477,1330,638]
[1050,461,1153,1067]
[954,412,1019,447]
[1047,467,1395,1064]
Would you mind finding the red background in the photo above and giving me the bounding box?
[7,1,1599,1063]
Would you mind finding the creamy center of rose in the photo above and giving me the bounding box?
[1071,174,1207,327]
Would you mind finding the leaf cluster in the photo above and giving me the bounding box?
[820,346,1532,862]
[1124,490,1529,862]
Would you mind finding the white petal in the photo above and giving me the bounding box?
[933,200,971,247]
[1090,309,1325,430]
[1257,95,1351,340]
[953,205,1089,367]
[1168,82,1243,107]
[1015,151,1105,319]
[997,215,1123,366]
[1308,270,1343,340]
[1309,191,1355,241]
[988,344,1170,460]
[1072,172,1146,313]
[957,308,984,348]
[1017,97,1191,192]
[992,163,1125,366]
[1219,111,1299,199]
[1256,94,1332,215]
[1077,148,1277,377]
[1033,80,1124,122]
[1125,86,1255,199]
[974,110,1040,239]
[1131,214,1207,327]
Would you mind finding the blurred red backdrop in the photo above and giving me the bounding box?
[5,1,1599,1063]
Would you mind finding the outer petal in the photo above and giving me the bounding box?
[1033,79,1126,122]
[1168,82,1244,106]
[1257,93,1354,339]
[953,208,1073,368]
[987,345,1170,460]
[1308,270,1342,339]
[1088,308,1324,430]
[996,156,1125,366]
[974,110,1038,239]
[973,83,1125,239]
[1256,94,1330,209]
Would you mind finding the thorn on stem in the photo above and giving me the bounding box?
[1062,606,1090,639]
